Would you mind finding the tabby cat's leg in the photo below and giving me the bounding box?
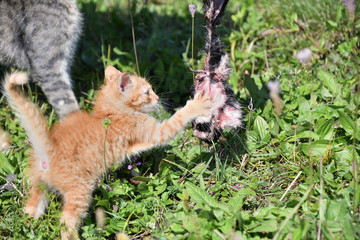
[23,3,81,119]
[35,69,79,119]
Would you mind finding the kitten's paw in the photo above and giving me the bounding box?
[7,72,29,86]
[193,92,213,117]
[194,91,211,103]
[24,205,36,218]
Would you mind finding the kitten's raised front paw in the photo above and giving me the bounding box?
[193,92,213,117]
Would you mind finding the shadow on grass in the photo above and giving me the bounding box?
[73,1,208,110]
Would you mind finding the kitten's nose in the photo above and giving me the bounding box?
[155,95,159,101]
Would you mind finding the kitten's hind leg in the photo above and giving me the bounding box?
[60,188,92,240]
[24,184,49,219]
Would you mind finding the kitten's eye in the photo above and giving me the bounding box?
[145,90,150,96]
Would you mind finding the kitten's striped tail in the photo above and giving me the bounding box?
[3,72,51,171]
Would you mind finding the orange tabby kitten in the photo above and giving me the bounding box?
[3,66,212,239]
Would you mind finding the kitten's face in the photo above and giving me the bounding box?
[104,66,159,113]
[127,75,159,113]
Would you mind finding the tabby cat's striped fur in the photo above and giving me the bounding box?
[0,0,81,118]
[3,66,212,239]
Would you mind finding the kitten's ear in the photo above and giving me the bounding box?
[118,72,133,93]
[105,66,121,84]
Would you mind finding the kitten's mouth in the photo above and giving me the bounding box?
[141,102,158,113]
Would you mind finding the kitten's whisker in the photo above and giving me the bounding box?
[158,91,174,97]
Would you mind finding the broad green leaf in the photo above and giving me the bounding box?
[335,146,358,163]
[113,184,129,196]
[170,223,186,233]
[182,215,211,236]
[185,182,230,214]
[227,189,250,212]
[294,131,319,140]
[326,200,355,240]
[316,118,335,139]
[248,219,278,233]
[0,154,16,176]
[327,20,338,28]
[318,70,339,95]
[338,110,360,140]
[301,140,334,157]
[326,199,350,222]
[254,116,269,141]
[213,209,224,220]
[182,216,196,233]
[275,116,291,131]
[292,220,310,240]
[297,97,311,119]
[154,183,167,195]
[313,105,336,119]
[95,199,110,209]
[220,218,235,234]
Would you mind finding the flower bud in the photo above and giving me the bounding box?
[189,4,197,18]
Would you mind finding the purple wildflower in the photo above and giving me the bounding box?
[342,0,355,20]
[189,4,197,18]
[136,161,142,166]
[128,165,133,170]
[94,179,100,187]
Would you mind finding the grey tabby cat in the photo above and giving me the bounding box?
[0,0,82,118]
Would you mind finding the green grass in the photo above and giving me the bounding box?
[1,0,360,239]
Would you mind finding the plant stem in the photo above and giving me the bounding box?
[353,83,359,216]
[192,15,195,82]
[103,125,108,182]
[122,209,136,233]
[128,0,140,76]
[317,157,324,240]
[101,118,112,182]
[308,137,313,207]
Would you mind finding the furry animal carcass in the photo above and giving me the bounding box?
[192,0,242,142]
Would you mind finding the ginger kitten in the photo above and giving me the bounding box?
[3,66,212,239]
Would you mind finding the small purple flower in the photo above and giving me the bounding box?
[189,4,197,18]
[128,165,133,170]
[136,161,142,166]
[94,179,100,187]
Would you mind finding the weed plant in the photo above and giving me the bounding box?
[1,0,360,239]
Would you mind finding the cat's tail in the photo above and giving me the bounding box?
[3,72,51,172]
